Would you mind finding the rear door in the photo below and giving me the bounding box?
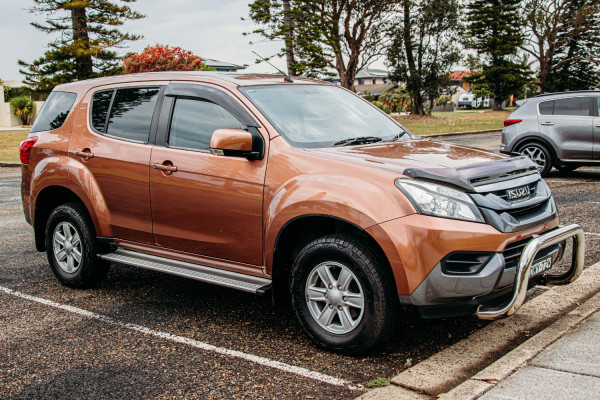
[69,83,164,243]
[594,97,600,159]
[149,82,267,266]
[537,96,594,160]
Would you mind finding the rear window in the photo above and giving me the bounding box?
[539,100,554,115]
[90,87,160,143]
[30,91,77,133]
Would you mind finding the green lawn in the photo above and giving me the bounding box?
[0,131,29,163]
[394,110,511,135]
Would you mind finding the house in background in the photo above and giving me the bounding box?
[203,58,246,72]
[448,71,474,105]
[0,80,44,127]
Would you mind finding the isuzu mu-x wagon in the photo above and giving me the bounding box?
[20,72,584,354]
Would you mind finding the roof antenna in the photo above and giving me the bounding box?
[252,51,293,83]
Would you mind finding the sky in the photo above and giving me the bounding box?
[0,0,385,82]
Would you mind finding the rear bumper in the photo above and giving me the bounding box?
[398,224,584,319]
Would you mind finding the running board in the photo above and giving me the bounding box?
[99,249,272,294]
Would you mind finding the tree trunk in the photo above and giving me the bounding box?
[71,7,93,80]
[493,98,503,111]
[282,0,297,75]
[402,0,424,115]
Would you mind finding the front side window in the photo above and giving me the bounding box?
[553,97,590,116]
[168,98,245,151]
[30,91,77,133]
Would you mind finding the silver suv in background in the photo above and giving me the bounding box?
[501,91,600,176]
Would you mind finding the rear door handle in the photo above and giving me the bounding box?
[74,150,94,159]
[152,163,177,172]
[540,122,554,126]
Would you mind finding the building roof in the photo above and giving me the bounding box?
[202,58,246,71]
[449,71,473,81]
[354,69,390,79]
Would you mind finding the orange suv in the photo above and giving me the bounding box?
[21,72,584,354]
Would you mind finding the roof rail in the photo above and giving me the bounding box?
[535,90,600,98]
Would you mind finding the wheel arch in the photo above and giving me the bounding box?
[513,136,560,166]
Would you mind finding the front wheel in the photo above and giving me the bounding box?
[290,235,398,355]
[45,203,109,288]
[518,142,553,177]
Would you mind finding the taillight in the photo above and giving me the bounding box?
[19,137,38,164]
[504,119,522,127]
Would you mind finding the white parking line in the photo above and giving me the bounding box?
[0,285,363,391]
[546,180,599,184]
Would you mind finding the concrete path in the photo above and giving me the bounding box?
[478,308,600,400]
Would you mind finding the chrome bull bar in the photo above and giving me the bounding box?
[476,224,585,320]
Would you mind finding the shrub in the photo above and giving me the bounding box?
[122,45,216,73]
[371,100,385,110]
[435,94,454,111]
[10,96,34,125]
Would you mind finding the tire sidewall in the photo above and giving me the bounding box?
[290,238,387,353]
[519,142,553,176]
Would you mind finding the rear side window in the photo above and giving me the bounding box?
[168,98,245,151]
[553,97,590,116]
[30,91,77,133]
[539,100,554,115]
[90,87,160,143]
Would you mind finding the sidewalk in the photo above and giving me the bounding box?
[477,306,600,399]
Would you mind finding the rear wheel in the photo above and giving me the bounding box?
[290,234,398,355]
[518,142,553,177]
[45,203,109,288]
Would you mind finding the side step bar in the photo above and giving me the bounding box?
[99,249,272,294]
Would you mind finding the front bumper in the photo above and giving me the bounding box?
[398,224,585,319]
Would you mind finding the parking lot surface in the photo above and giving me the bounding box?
[1,132,599,399]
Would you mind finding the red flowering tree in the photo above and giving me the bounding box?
[122,45,215,73]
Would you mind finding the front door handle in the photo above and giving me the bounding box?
[153,163,177,173]
[540,122,554,126]
[74,149,94,159]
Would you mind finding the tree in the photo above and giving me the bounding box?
[18,0,144,92]
[387,0,461,115]
[435,94,454,112]
[247,0,396,90]
[122,45,215,73]
[10,96,34,125]
[465,0,530,110]
[543,0,600,92]
[521,0,600,93]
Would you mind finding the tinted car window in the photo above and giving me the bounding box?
[105,87,160,142]
[168,98,245,151]
[539,100,554,115]
[91,90,114,133]
[553,97,590,116]
[30,91,77,133]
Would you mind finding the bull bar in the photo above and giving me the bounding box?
[476,224,585,320]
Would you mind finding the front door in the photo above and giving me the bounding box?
[150,83,267,266]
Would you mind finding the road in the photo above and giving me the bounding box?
[1,132,598,399]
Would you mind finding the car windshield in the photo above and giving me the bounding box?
[239,84,411,148]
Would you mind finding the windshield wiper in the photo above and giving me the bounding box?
[333,136,383,147]
[388,131,408,142]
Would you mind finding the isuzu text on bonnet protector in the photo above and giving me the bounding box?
[21,72,584,354]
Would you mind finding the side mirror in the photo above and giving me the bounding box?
[209,128,259,160]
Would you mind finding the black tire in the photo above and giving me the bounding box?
[517,142,553,177]
[289,234,398,355]
[45,203,109,288]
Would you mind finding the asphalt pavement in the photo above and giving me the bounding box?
[1,131,599,399]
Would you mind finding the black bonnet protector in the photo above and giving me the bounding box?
[403,156,540,192]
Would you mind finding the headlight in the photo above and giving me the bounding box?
[395,179,484,223]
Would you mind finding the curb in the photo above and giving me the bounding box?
[0,162,20,168]
[357,261,600,399]
[440,292,600,399]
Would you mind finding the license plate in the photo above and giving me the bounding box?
[530,256,552,277]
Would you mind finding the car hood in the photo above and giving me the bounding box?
[305,139,539,191]
[306,139,504,170]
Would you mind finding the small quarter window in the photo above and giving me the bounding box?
[30,91,77,133]
[91,90,114,133]
[539,100,554,115]
[553,97,590,116]
[168,98,245,151]
[105,87,160,142]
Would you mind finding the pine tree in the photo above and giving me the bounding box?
[18,0,144,92]
[465,0,530,110]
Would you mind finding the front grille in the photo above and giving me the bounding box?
[505,201,547,219]
[492,182,537,202]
